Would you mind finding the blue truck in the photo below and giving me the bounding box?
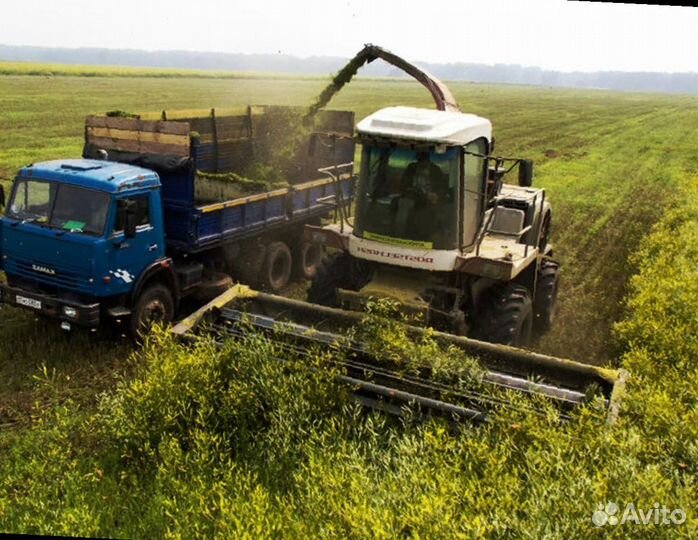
[0,106,355,337]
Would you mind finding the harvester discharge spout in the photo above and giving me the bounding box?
[304,43,460,122]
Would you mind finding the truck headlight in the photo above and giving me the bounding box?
[63,306,78,319]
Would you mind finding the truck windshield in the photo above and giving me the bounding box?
[355,146,459,250]
[7,179,109,236]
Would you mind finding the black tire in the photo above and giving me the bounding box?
[307,253,353,307]
[477,283,533,347]
[262,241,292,292]
[129,284,175,340]
[294,240,325,280]
[538,212,551,251]
[534,260,560,335]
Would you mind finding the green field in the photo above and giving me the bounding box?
[0,60,332,80]
[1,69,698,538]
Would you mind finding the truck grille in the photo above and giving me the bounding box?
[5,257,90,294]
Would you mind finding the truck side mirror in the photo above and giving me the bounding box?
[518,159,534,187]
[119,199,138,238]
[0,185,5,208]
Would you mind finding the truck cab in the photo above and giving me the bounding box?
[0,159,169,330]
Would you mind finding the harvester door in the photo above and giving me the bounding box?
[462,139,488,249]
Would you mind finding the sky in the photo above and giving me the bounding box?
[1,0,697,73]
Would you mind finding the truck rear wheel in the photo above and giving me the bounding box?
[477,283,533,347]
[129,284,175,340]
[294,241,324,280]
[262,241,292,292]
[534,260,560,335]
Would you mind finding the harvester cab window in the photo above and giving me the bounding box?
[462,138,488,247]
[356,146,459,250]
[113,194,150,234]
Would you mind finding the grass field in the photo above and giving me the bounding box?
[1,68,698,537]
[0,60,330,80]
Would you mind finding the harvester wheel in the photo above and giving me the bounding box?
[262,241,292,292]
[538,212,552,251]
[129,284,175,340]
[534,260,560,334]
[307,253,352,307]
[477,283,533,347]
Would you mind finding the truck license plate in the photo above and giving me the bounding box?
[16,295,42,310]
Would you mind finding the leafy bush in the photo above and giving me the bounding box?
[100,330,345,483]
[613,180,698,477]
[352,299,485,387]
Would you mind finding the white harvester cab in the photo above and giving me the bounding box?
[352,105,492,271]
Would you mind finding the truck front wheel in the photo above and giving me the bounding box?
[129,284,175,340]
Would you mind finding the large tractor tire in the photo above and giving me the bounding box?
[307,252,353,307]
[262,241,293,293]
[538,212,552,251]
[477,283,534,347]
[534,260,560,335]
[129,284,175,340]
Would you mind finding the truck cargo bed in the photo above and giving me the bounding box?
[183,173,354,251]
[83,107,356,254]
